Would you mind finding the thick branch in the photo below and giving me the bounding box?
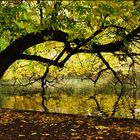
[0,28,68,78]
[126,25,140,42]
[73,25,125,49]
[0,24,140,79]
[93,41,124,53]
[0,28,68,57]
[20,54,63,67]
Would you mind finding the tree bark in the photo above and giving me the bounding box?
[0,28,68,78]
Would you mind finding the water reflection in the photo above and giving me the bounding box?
[1,94,42,111]
[0,78,140,119]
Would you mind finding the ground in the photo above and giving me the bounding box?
[0,108,140,140]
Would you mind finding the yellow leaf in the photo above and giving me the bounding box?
[95,125,109,130]
[21,120,27,123]
[31,132,37,135]
[18,134,25,137]
[42,133,50,136]
[70,129,76,132]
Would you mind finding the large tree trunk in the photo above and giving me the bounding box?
[0,61,15,79]
[0,54,16,79]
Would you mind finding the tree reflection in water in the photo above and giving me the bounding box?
[0,77,140,119]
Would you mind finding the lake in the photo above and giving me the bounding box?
[0,78,140,119]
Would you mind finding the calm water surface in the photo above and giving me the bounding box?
[0,79,140,119]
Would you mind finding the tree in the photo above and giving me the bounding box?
[0,0,140,82]
[0,0,140,116]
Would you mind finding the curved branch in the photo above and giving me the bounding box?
[0,24,140,79]
[0,28,68,78]
[98,52,123,85]
[73,25,125,48]
[94,68,108,83]
[20,54,63,67]
[0,28,68,57]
